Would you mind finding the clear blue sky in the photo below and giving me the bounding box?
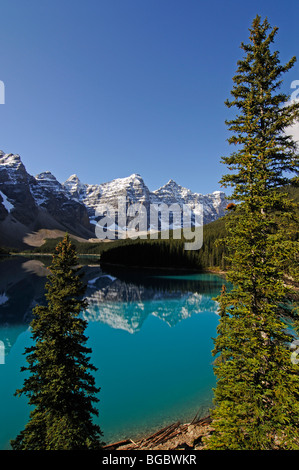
[0,0,298,194]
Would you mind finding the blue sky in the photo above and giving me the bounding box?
[0,0,298,194]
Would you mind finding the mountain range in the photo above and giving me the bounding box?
[0,150,228,249]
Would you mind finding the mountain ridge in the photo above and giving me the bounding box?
[62,171,228,226]
[0,150,229,248]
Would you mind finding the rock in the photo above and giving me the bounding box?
[0,150,94,248]
[0,148,229,248]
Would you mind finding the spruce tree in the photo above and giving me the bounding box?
[207,16,299,450]
[11,234,103,450]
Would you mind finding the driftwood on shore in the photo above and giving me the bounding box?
[102,415,213,451]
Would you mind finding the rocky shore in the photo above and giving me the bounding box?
[103,416,214,451]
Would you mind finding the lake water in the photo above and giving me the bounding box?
[0,256,229,449]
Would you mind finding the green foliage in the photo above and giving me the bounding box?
[206,16,299,450]
[11,234,103,450]
[21,184,299,273]
[199,218,227,270]
[100,236,201,269]
[98,221,227,270]
[28,222,227,271]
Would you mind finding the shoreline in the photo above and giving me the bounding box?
[5,254,228,277]
[103,415,214,451]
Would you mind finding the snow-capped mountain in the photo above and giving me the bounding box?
[0,149,228,248]
[63,172,228,226]
[0,152,38,226]
[151,179,227,223]
[63,173,152,217]
[0,151,93,248]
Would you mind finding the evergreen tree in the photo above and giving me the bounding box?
[11,234,103,450]
[207,16,299,450]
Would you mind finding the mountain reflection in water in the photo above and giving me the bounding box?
[0,257,229,447]
[84,267,223,334]
[0,257,227,353]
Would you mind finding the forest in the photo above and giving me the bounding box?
[90,184,299,272]
[3,183,296,274]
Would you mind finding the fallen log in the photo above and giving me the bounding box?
[103,416,213,450]
[103,439,133,450]
[139,421,181,448]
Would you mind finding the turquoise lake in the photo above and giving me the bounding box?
[0,256,229,449]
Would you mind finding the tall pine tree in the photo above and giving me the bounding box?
[11,234,103,450]
[206,16,299,450]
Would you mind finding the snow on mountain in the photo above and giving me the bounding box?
[0,151,39,227]
[0,190,14,213]
[35,171,64,190]
[150,179,227,223]
[0,151,25,183]
[0,149,228,248]
[63,174,87,201]
[63,172,151,218]
[0,151,94,247]
[151,179,196,205]
[30,171,70,206]
[63,173,228,226]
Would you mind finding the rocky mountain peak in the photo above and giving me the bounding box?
[111,173,145,187]
[0,151,22,167]
[0,151,95,247]
[166,178,178,185]
[67,174,81,184]
[63,174,87,201]
[0,149,229,248]
[35,171,58,181]
[0,151,28,184]
[34,171,62,189]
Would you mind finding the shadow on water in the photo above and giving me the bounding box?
[102,264,227,296]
